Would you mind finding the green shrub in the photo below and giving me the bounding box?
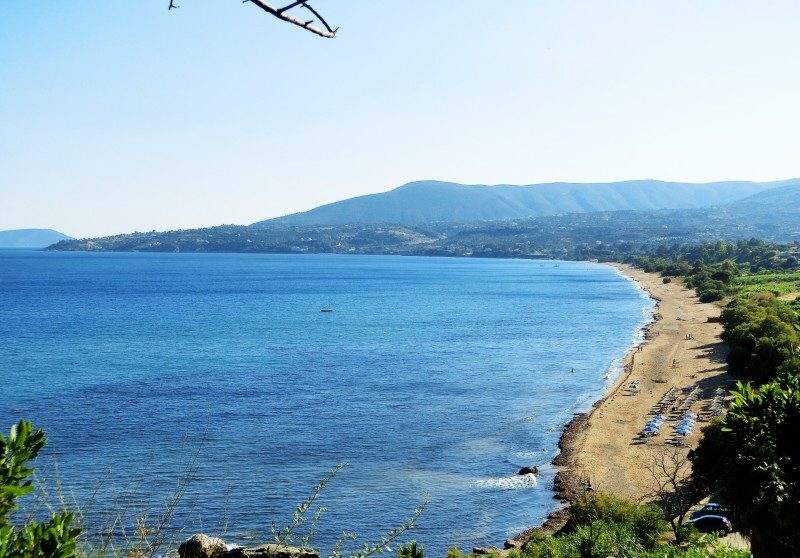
[396,541,424,558]
[521,532,576,558]
[0,420,80,558]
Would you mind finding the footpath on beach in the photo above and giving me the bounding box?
[550,264,732,505]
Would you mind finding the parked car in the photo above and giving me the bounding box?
[690,502,730,520]
[683,514,733,536]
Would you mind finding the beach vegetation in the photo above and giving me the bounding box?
[565,491,665,549]
[516,492,746,558]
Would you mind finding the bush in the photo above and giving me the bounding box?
[0,420,81,558]
[563,492,666,550]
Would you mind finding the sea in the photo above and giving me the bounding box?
[0,250,654,556]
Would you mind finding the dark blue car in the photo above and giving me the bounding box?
[683,514,733,536]
[690,503,730,520]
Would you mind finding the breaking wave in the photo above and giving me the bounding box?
[475,474,538,490]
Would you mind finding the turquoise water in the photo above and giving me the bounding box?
[0,251,653,555]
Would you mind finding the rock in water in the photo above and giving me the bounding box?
[517,466,538,476]
[179,534,228,558]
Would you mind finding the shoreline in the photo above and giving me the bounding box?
[517,263,731,539]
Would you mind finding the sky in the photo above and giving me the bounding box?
[1,1,799,238]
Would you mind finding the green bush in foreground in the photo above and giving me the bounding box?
[0,420,80,558]
[516,492,747,558]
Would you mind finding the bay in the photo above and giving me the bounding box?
[0,251,653,555]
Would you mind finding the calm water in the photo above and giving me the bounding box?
[0,251,653,556]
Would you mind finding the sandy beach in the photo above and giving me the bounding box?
[549,263,733,507]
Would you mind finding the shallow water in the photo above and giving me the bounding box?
[0,251,653,556]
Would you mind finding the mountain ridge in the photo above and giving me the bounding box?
[47,183,800,256]
[256,178,800,226]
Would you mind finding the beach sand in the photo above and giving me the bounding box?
[550,263,733,506]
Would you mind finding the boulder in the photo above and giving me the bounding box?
[517,466,538,476]
[179,534,228,558]
[503,539,523,550]
[224,544,320,558]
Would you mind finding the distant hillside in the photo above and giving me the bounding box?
[49,180,800,256]
[0,228,72,248]
[726,183,800,221]
[255,179,800,226]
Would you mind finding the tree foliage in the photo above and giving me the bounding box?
[721,294,799,383]
[0,420,80,558]
[691,365,800,557]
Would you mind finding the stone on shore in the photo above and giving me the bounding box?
[472,546,506,556]
[224,544,320,558]
[178,535,321,558]
[179,534,228,558]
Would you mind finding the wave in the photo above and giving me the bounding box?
[475,474,538,490]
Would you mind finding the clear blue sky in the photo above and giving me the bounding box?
[2,1,799,237]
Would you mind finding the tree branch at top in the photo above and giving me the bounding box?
[245,0,337,37]
[167,0,337,37]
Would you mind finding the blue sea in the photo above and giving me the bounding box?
[0,251,653,556]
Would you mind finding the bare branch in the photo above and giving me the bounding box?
[300,2,337,34]
[646,447,695,542]
[244,0,337,38]
[169,1,337,37]
[278,1,306,13]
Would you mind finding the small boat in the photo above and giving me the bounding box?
[321,307,333,313]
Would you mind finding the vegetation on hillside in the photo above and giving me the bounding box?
[47,200,800,259]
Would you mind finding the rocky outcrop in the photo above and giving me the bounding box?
[516,466,538,476]
[179,534,228,558]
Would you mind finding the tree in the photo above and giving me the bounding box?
[169,1,338,38]
[690,366,800,557]
[646,447,694,543]
[0,420,81,558]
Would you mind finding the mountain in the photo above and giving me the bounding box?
[48,181,800,256]
[255,179,800,226]
[0,228,72,248]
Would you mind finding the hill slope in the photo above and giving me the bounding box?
[0,228,72,248]
[48,181,800,255]
[255,179,800,226]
